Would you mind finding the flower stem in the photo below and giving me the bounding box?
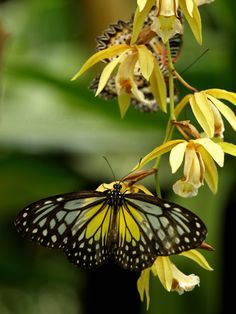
[174,70,198,92]
[154,41,176,197]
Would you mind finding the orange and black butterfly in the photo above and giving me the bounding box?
[15,170,207,271]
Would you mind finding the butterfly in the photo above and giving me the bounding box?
[90,7,183,112]
[15,173,207,272]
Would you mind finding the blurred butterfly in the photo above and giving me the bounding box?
[15,169,207,271]
[90,7,182,112]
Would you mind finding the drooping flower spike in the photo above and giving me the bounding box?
[133,0,215,44]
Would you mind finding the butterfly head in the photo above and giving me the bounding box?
[113,182,123,191]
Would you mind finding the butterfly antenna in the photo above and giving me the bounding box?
[180,48,210,75]
[102,156,116,182]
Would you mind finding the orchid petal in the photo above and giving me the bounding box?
[71,44,129,80]
[131,0,155,44]
[196,138,224,167]
[95,51,126,96]
[137,45,154,81]
[173,180,199,197]
[133,140,186,170]
[197,145,218,193]
[137,269,150,310]
[206,89,236,105]
[118,93,131,118]
[180,0,202,44]
[217,142,236,157]
[207,95,236,131]
[149,57,167,112]
[189,92,214,137]
[169,142,188,173]
[171,264,200,294]
[180,250,213,271]
[152,257,173,292]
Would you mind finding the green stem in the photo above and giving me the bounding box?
[154,41,176,197]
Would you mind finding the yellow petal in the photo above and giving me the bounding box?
[185,0,194,16]
[118,93,131,118]
[180,0,202,44]
[197,145,218,193]
[196,138,224,167]
[174,94,192,118]
[171,264,200,294]
[71,44,129,80]
[196,0,215,5]
[131,80,149,104]
[218,142,236,157]
[151,16,183,44]
[207,95,236,131]
[95,52,126,96]
[157,0,179,16]
[206,89,236,105]
[137,0,148,12]
[169,142,188,173]
[133,139,186,170]
[137,45,154,81]
[152,257,173,292]
[131,0,155,44]
[189,92,214,137]
[137,269,150,310]
[180,249,214,271]
[173,179,199,197]
[149,57,167,112]
[183,145,203,187]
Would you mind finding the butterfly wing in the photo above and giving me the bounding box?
[15,191,113,269]
[112,202,157,271]
[112,193,207,271]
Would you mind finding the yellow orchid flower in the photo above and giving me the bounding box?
[137,249,213,309]
[133,0,215,44]
[175,89,236,138]
[72,43,167,117]
[135,138,236,197]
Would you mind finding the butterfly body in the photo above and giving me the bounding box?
[15,183,207,271]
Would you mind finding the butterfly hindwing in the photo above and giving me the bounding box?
[125,193,207,256]
[112,203,157,271]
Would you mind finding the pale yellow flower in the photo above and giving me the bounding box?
[137,249,213,309]
[71,43,167,117]
[134,138,236,197]
[133,0,215,44]
[176,89,236,138]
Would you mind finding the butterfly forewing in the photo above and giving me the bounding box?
[15,191,112,268]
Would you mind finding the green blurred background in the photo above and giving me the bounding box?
[0,0,235,313]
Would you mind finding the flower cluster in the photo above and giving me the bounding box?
[72,0,236,307]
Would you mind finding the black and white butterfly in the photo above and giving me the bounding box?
[15,181,207,272]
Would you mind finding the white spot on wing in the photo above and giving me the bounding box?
[44,200,52,205]
[51,235,57,242]
[164,203,171,208]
